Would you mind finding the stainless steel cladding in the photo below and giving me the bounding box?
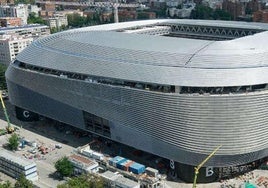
[5,20,268,169]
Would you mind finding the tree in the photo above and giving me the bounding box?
[0,181,12,188]
[191,5,233,20]
[57,174,104,188]
[50,27,58,34]
[67,13,87,28]
[14,174,33,188]
[27,13,45,25]
[55,157,74,177]
[155,6,168,18]
[7,133,19,151]
[137,12,149,20]
[0,64,7,90]
[14,0,35,5]
[213,9,232,20]
[245,5,253,15]
[190,5,213,19]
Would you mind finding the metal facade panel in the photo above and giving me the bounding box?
[6,20,268,167]
[6,66,268,166]
[14,19,268,87]
[15,44,268,87]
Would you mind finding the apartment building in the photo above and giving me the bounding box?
[0,17,22,27]
[0,24,50,39]
[0,4,28,25]
[253,10,268,22]
[48,14,68,29]
[28,4,41,16]
[0,34,33,65]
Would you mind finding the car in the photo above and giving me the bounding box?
[55,143,62,149]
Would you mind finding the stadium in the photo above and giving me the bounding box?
[5,19,268,182]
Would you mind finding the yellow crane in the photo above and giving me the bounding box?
[0,91,14,133]
[192,145,222,188]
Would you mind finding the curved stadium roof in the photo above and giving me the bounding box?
[16,19,268,87]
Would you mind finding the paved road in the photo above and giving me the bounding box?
[0,100,89,188]
[0,119,65,188]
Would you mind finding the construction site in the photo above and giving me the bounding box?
[0,90,168,187]
[0,90,268,188]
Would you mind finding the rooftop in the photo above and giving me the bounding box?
[0,24,49,33]
[0,149,36,169]
[68,154,98,166]
[100,170,121,181]
[16,19,268,87]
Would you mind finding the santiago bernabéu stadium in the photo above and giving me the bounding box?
[5,19,268,182]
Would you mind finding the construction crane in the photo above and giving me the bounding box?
[192,145,222,188]
[35,0,141,23]
[0,91,15,133]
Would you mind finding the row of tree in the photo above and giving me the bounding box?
[190,5,232,20]
[14,0,35,5]
[67,13,113,28]
[57,174,104,188]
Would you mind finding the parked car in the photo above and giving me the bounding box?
[55,143,62,149]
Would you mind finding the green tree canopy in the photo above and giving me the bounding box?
[213,9,232,20]
[191,5,213,19]
[67,13,105,28]
[50,27,58,34]
[0,181,12,188]
[14,0,35,5]
[14,174,33,188]
[0,64,7,90]
[27,13,45,25]
[137,12,149,20]
[67,13,87,28]
[191,5,233,20]
[7,133,19,151]
[57,174,104,188]
[55,157,74,177]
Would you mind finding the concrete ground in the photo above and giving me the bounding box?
[0,99,267,188]
[0,100,90,188]
[0,119,74,188]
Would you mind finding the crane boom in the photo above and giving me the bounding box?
[192,145,222,188]
[0,92,11,129]
[0,91,18,134]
